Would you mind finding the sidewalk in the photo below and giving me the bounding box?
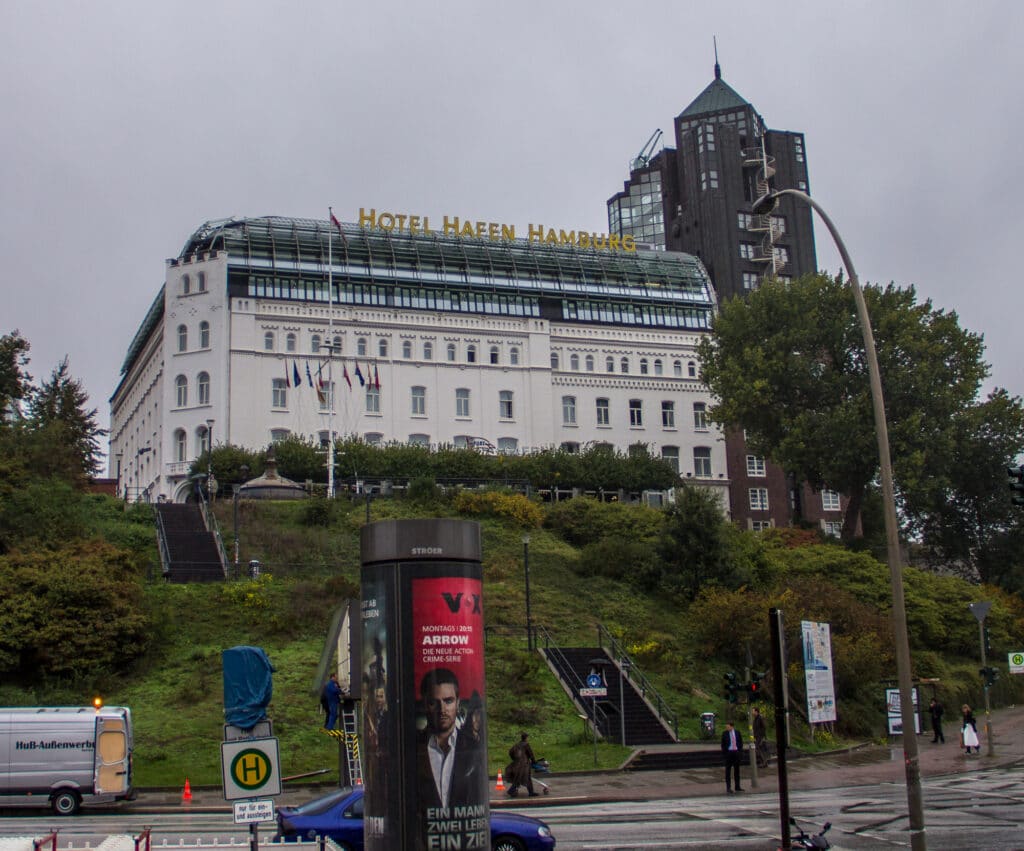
[126,704,1024,813]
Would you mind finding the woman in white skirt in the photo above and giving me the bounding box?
[961,704,980,753]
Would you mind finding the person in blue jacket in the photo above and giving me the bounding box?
[323,673,342,730]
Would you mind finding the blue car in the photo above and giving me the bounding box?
[275,787,556,851]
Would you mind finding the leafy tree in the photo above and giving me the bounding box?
[656,485,735,598]
[0,330,32,418]
[0,540,149,679]
[699,273,990,541]
[28,357,105,479]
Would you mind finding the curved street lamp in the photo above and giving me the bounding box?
[753,189,926,850]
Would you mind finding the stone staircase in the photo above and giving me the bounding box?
[155,503,224,583]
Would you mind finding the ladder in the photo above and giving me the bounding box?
[324,701,363,786]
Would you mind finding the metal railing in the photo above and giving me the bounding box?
[533,625,613,740]
[197,489,230,578]
[154,505,172,578]
[598,623,679,740]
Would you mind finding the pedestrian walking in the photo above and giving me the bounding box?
[752,707,769,767]
[961,704,980,753]
[721,721,743,793]
[506,732,538,798]
[929,698,945,744]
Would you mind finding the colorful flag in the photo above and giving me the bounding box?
[293,361,302,388]
[283,360,290,388]
[342,362,352,389]
[306,362,314,388]
[354,362,365,387]
[374,364,381,390]
[330,211,343,231]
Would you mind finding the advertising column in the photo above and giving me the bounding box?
[361,519,488,851]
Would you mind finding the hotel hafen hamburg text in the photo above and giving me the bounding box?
[109,213,728,505]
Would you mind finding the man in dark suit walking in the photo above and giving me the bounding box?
[721,721,744,793]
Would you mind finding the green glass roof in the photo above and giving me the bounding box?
[679,76,750,118]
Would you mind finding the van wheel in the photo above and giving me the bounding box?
[52,790,80,816]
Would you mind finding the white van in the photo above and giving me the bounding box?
[0,706,133,815]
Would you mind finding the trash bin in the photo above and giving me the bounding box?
[700,712,716,739]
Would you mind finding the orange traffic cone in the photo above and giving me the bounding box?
[182,778,193,803]
[494,771,505,792]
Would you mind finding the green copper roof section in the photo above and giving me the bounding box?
[679,75,750,118]
[177,216,715,306]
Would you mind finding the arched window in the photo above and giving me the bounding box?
[550,352,559,370]
[177,325,188,352]
[510,347,520,365]
[447,343,457,361]
[620,357,629,374]
[569,354,579,371]
[561,396,577,425]
[181,274,191,295]
[688,361,697,378]
[497,437,518,454]
[264,331,275,351]
[640,358,649,375]
[402,340,413,359]
[270,428,291,443]
[311,334,321,353]
[408,433,430,447]
[333,335,342,351]
[585,354,594,372]
[673,360,683,376]
[175,375,188,407]
[174,428,187,462]
[424,341,434,360]
[197,424,210,456]
[654,359,663,375]
[197,272,206,292]
[286,333,297,353]
[606,356,615,373]
[466,345,476,363]
[199,321,210,349]
[378,339,388,357]
[358,338,368,357]
[197,372,210,405]
[490,346,500,365]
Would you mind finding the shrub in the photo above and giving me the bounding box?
[407,476,441,504]
[545,498,663,547]
[575,538,661,588]
[453,490,542,528]
[301,496,335,527]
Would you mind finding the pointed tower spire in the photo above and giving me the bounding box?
[713,36,721,79]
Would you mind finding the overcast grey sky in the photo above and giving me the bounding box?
[3,1,1022,468]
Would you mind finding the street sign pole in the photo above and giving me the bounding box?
[770,608,790,850]
[969,601,994,756]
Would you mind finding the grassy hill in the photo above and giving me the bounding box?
[3,490,1022,788]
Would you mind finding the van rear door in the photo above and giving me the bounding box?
[94,713,130,796]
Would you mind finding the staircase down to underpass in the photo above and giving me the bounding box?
[155,503,224,583]
[542,645,676,746]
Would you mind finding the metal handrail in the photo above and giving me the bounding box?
[153,506,171,577]
[597,623,679,740]
[197,489,230,578]
[534,625,613,739]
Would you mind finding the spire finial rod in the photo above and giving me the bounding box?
[714,36,721,79]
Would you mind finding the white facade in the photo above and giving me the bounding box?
[110,218,728,504]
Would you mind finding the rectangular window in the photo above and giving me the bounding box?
[749,487,769,511]
[629,399,643,427]
[596,398,610,426]
[821,489,841,512]
[272,378,287,408]
[499,390,514,420]
[823,520,842,537]
[742,272,760,291]
[411,386,426,416]
[366,386,380,414]
[661,401,675,429]
[746,455,766,477]
[737,212,754,230]
[456,388,470,418]
[693,402,708,431]
[693,447,712,478]
[661,446,680,474]
[751,519,774,532]
[319,381,335,412]
[739,243,756,260]
[562,396,577,426]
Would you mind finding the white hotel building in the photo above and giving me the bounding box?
[109,215,728,504]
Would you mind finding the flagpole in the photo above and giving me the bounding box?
[327,207,336,500]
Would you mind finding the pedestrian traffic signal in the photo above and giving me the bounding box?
[1008,464,1024,506]
[980,666,999,688]
[748,672,765,702]
[724,672,739,703]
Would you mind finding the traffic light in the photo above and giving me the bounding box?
[980,666,999,688]
[724,672,739,703]
[748,671,764,702]
[1008,464,1024,506]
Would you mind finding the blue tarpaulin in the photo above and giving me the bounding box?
[222,645,275,730]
